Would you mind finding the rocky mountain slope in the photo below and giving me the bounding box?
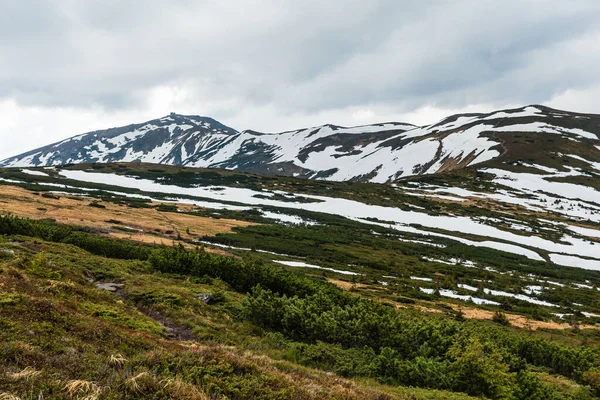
[2,106,599,183]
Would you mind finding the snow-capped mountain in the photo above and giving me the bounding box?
[2,106,599,183]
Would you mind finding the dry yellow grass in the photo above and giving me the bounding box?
[6,367,41,381]
[0,185,255,248]
[161,377,209,400]
[125,372,153,392]
[63,380,101,400]
[448,304,596,330]
[108,353,128,368]
[107,232,234,256]
[327,278,369,290]
[329,279,594,331]
[0,393,22,400]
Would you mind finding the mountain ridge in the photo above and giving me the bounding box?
[3,105,599,183]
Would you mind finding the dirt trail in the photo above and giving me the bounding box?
[96,281,197,341]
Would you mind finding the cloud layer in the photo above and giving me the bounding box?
[1,0,600,159]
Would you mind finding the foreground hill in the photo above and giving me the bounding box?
[3,105,599,183]
[1,163,600,398]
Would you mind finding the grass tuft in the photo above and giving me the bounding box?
[0,393,22,400]
[125,371,153,392]
[161,377,210,399]
[63,380,101,400]
[6,366,42,381]
[108,353,128,368]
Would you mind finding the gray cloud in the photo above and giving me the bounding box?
[1,0,600,157]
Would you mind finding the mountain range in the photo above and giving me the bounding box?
[2,105,599,183]
[3,106,600,399]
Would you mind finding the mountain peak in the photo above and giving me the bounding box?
[2,105,599,182]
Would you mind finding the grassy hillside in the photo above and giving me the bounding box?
[1,227,481,400]
[1,163,600,399]
[0,215,598,399]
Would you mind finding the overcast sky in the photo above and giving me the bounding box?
[1,0,600,159]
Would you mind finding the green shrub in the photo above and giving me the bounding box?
[492,311,510,326]
[26,252,62,280]
[0,215,152,260]
[0,293,21,306]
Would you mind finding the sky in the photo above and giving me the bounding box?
[1,0,600,160]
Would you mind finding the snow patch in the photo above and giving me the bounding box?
[273,260,359,275]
